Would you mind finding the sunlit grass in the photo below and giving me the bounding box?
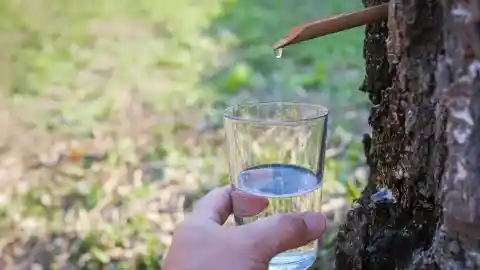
[0,0,368,268]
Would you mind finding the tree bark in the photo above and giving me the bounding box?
[335,0,480,269]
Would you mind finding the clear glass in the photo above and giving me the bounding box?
[224,102,328,270]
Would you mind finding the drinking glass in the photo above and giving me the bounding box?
[224,102,328,270]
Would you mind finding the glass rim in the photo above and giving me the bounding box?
[223,101,329,125]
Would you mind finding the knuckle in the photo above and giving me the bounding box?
[175,217,202,235]
[275,214,308,235]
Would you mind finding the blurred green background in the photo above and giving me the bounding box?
[0,0,370,269]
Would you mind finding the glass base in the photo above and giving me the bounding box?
[268,250,316,270]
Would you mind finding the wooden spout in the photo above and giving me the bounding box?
[273,3,389,50]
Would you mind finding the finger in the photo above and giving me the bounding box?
[191,185,270,224]
[191,185,233,224]
[231,189,269,218]
[240,212,327,259]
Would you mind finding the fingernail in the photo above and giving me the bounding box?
[303,212,327,236]
[231,190,269,218]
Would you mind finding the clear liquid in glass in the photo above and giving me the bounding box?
[236,164,322,270]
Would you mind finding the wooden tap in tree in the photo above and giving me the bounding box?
[272,1,480,269]
[322,0,480,269]
[273,3,389,50]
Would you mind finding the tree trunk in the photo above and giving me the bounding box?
[335,0,480,269]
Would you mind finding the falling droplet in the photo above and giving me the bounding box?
[275,48,283,59]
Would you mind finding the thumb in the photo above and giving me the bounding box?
[240,212,327,259]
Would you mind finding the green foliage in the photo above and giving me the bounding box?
[0,0,369,268]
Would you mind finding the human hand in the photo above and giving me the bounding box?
[163,185,327,270]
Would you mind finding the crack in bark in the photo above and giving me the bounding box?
[336,0,443,269]
[337,0,480,268]
[412,0,480,268]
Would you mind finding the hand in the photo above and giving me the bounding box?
[163,185,327,270]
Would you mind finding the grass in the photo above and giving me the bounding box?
[0,0,369,269]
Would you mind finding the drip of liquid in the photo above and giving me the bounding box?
[275,48,283,59]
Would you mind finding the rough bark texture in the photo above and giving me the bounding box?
[336,0,480,268]
[336,0,446,269]
[410,0,480,268]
